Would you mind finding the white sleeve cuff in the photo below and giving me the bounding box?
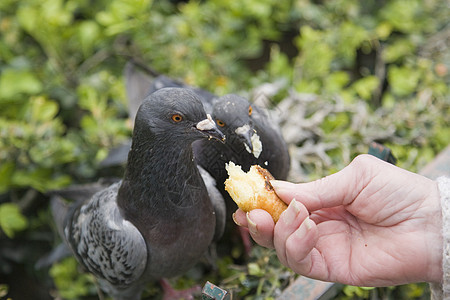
[431,177,450,300]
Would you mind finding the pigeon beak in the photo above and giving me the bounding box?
[196,114,226,143]
[235,124,253,152]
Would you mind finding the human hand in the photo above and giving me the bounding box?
[233,154,442,286]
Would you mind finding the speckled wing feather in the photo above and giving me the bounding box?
[66,182,147,287]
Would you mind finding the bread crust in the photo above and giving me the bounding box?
[224,162,287,222]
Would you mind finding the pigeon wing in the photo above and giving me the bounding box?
[66,182,147,287]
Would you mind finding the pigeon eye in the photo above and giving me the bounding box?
[248,106,253,116]
[171,114,183,122]
[216,119,226,127]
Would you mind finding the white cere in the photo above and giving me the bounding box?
[196,114,216,131]
[235,124,251,136]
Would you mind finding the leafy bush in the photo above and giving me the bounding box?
[0,0,448,299]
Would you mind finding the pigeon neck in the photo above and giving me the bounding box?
[117,133,203,223]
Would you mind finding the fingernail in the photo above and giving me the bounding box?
[283,199,301,226]
[269,180,290,190]
[232,212,243,227]
[246,212,258,235]
[295,217,314,239]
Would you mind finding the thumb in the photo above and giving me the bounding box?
[271,155,384,211]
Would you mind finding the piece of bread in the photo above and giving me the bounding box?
[224,162,287,222]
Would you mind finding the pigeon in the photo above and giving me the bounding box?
[99,63,217,169]
[192,94,290,253]
[193,93,290,195]
[52,88,226,300]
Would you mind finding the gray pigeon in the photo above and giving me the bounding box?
[192,94,290,253]
[193,93,290,195]
[52,88,226,300]
[99,64,217,168]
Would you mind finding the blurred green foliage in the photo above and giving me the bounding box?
[0,203,27,238]
[49,258,96,299]
[0,0,449,299]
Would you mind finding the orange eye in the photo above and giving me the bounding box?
[171,114,183,122]
[216,119,226,127]
[248,106,253,116]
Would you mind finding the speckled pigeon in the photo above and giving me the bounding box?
[52,88,226,300]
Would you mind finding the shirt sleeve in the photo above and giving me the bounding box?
[431,176,450,300]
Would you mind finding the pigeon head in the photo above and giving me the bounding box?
[119,87,224,227]
[212,94,255,151]
[134,87,225,143]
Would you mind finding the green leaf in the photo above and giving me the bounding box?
[295,26,334,79]
[0,162,15,193]
[41,0,74,27]
[50,257,94,299]
[16,5,39,33]
[325,71,350,93]
[384,38,415,63]
[95,0,151,35]
[0,68,43,99]
[11,168,71,192]
[352,76,380,100]
[375,21,393,40]
[248,262,264,276]
[388,65,421,97]
[336,21,369,62]
[28,97,59,122]
[343,285,373,297]
[78,21,101,56]
[321,112,350,134]
[294,79,320,94]
[0,203,28,238]
[380,0,420,33]
[0,284,8,298]
[266,45,292,79]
